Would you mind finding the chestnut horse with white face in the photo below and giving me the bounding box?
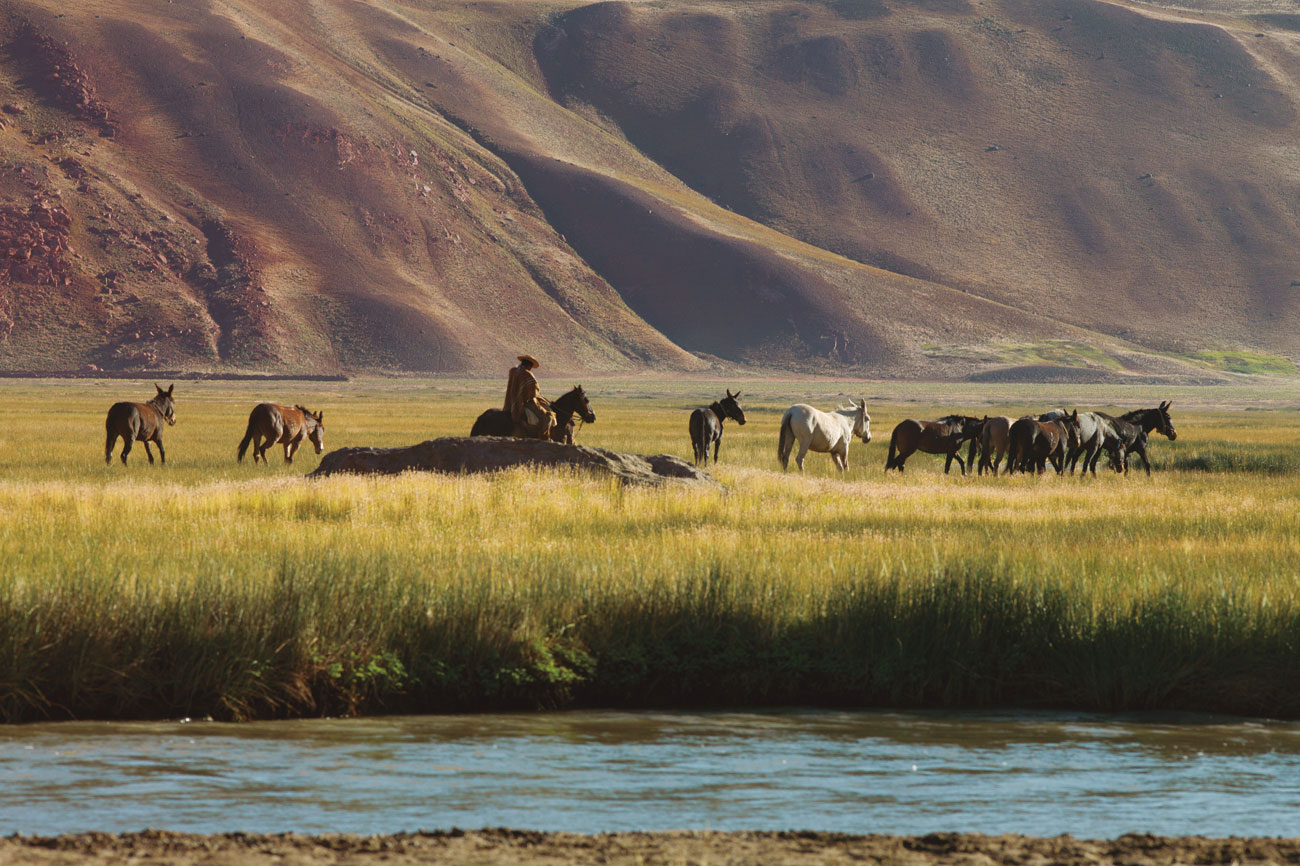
[237,403,325,464]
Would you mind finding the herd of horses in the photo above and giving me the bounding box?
[105,385,326,466]
[882,403,1177,476]
[101,383,1177,477]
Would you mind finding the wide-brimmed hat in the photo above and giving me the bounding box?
[517,354,540,368]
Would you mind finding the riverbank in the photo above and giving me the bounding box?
[4,830,1298,866]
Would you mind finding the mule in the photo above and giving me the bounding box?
[777,399,870,472]
[105,384,175,465]
[970,415,1018,475]
[1007,411,1081,475]
[470,385,595,445]
[237,403,325,464]
[688,389,746,466]
[1040,409,1125,476]
[885,415,985,474]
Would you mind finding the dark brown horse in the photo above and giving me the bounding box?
[237,403,325,464]
[1007,412,1080,475]
[470,385,595,444]
[688,389,746,466]
[1097,401,1176,475]
[105,384,175,465]
[885,415,985,474]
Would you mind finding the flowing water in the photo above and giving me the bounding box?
[3,709,1300,838]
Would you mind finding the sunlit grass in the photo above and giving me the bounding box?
[2,377,1300,721]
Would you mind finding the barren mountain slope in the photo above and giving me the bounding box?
[0,0,1296,377]
[532,0,1300,358]
[0,0,701,373]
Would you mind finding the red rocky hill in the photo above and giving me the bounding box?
[0,0,1296,379]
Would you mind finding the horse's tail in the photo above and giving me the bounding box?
[777,411,794,470]
[688,410,703,464]
[1006,432,1024,475]
[885,428,898,470]
[104,410,115,464]
[236,414,256,463]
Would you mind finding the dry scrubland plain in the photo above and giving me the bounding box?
[3,378,1300,723]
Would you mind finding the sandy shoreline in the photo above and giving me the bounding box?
[3,830,1299,866]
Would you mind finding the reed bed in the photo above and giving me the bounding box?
[2,378,1299,722]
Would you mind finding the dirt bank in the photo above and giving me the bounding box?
[3,830,1298,866]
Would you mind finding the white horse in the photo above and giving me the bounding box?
[777,399,871,472]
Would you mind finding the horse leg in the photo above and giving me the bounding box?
[155,436,166,465]
[834,448,847,472]
[285,432,302,464]
[1079,443,1097,477]
[120,435,133,465]
[1139,447,1152,476]
[143,441,155,464]
[951,449,967,476]
[713,435,721,464]
[796,440,810,472]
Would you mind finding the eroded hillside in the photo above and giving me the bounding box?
[0,0,1296,378]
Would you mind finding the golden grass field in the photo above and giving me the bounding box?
[3,376,1300,722]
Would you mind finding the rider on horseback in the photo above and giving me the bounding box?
[504,355,556,440]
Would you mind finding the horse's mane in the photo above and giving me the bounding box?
[1120,408,1150,422]
[552,385,585,417]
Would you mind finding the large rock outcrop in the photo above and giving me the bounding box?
[307,437,719,487]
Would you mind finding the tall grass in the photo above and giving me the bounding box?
[2,378,1299,721]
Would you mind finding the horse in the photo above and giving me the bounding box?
[1097,402,1174,475]
[1040,409,1125,476]
[237,403,325,464]
[105,383,175,465]
[885,415,985,474]
[688,389,746,466]
[777,399,870,472]
[470,385,595,445]
[1006,411,1080,475]
[969,415,1018,475]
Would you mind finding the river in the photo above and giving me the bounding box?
[3,709,1299,838]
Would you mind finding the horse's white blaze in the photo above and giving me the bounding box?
[778,400,871,472]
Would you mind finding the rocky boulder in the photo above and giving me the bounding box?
[307,436,719,487]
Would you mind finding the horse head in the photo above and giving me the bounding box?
[572,385,596,424]
[1157,400,1176,440]
[963,416,987,441]
[297,406,325,454]
[153,383,176,425]
[855,398,871,443]
[1059,409,1082,450]
[720,389,746,425]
